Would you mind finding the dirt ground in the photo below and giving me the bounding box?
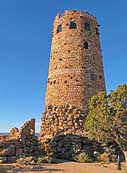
[0,162,126,173]
[35,162,126,173]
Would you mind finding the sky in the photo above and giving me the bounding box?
[0,0,126,133]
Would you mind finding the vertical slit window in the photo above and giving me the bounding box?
[84,42,89,49]
[85,23,91,31]
[57,24,62,33]
[96,28,99,35]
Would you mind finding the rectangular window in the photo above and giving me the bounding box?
[69,21,77,29]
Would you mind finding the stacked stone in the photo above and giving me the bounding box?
[49,134,93,160]
[0,128,19,142]
[19,118,35,138]
[0,119,41,163]
[40,105,86,142]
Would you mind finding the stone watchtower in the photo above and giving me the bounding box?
[40,10,105,141]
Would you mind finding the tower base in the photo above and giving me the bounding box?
[39,104,87,142]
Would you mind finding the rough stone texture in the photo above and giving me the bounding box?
[0,119,42,162]
[0,119,35,143]
[49,134,94,160]
[19,118,35,138]
[46,10,105,111]
[40,105,86,142]
[40,10,105,141]
[0,128,19,142]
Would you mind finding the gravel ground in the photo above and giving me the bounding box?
[0,162,125,173]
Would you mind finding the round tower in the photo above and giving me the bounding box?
[40,10,105,140]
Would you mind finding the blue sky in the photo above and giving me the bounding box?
[0,0,126,132]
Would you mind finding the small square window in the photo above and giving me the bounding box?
[87,72,96,81]
[57,24,62,33]
[84,42,89,49]
[69,21,77,29]
[85,23,91,31]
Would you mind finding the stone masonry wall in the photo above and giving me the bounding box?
[0,119,41,162]
[40,10,106,141]
[0,119,35,143]
[40,105,86,142]
[46,10,105,112]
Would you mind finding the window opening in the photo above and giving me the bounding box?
[84,42,89,49]
[85,23,91,31]
[69,21,77,29]
[57,24,62,33]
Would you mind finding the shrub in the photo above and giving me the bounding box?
[37,156,46,163]
[37,156,54,164]
[16,156,35,165]
[99,152,110,163]
[74,152,89,163]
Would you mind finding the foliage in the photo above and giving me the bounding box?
[37,156,55,164]
[99,152,110,163]
[85,92,111,143]
[74,152,89,163]
[85,84,127,153]
[37,156,47,163]
[41,141,53,156]
[16,156,35,165]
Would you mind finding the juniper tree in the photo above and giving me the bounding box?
[85,84,127,162]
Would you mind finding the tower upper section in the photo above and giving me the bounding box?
[45,10,105,112]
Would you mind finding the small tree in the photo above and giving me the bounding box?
[85,84,127,163]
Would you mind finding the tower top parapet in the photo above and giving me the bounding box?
[56,10,97,22]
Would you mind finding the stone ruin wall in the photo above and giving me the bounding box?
[0,119,42,163]
[0,119,35,143]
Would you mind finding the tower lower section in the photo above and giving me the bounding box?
[39,105,86,142]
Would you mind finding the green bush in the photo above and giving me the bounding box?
[74,152,89,163]
[37,156,54,164]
